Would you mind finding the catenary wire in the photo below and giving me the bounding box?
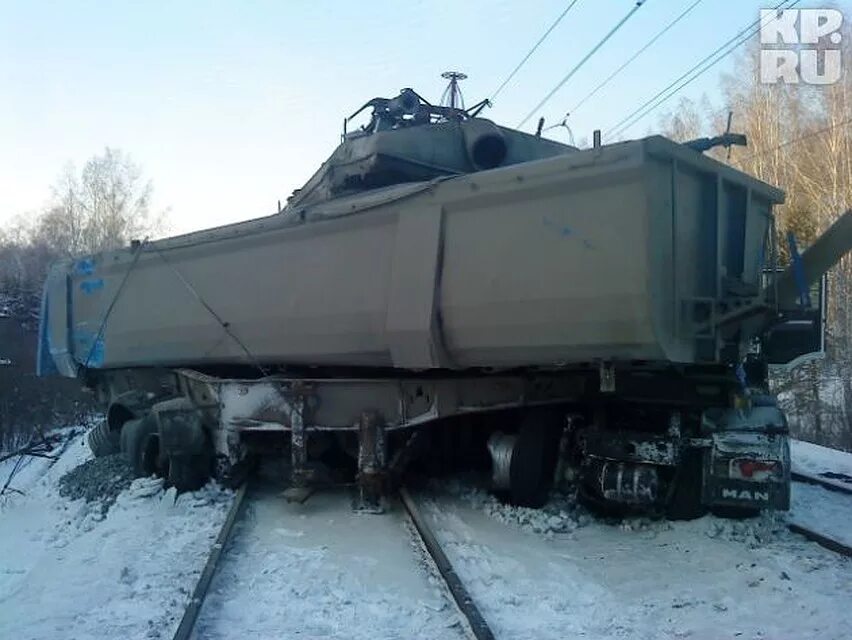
[736,117,852,161]
[517,0,650,129]
[605,0,798,140]
[567,0,704,117]
[490,0,583,102]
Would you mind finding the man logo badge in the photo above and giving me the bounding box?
[722,488,770,502]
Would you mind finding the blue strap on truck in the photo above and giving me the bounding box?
[787,231,812,309]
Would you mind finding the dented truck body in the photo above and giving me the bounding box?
[40,136,781,373]
[37,87,852,516]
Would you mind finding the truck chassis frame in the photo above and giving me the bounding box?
[89,362,791,517]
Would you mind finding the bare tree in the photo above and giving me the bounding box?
[657,97,708,142]
[33,148,164,256]
[0,147,164,453]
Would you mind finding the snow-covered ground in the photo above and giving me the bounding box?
[422,486,852,639]
[0,431,850,640]
[790,482,852,548]
[792,438,852,478]
[0,430,232,640]
[788,438,852,548]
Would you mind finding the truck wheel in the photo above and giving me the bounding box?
[168,455,210,492]
[87,419,120,457]
[121,416,159,477]
[509,409,562,508]
[666,449,707,520]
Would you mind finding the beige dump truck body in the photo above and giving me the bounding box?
[41,135,782,378]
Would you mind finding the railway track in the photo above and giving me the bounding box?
[791,470,852,496]
[170,483,494,640]
[400,487,495,640]
[169,474,851,640]
[787,522,852,557]
[172,483,249,640]
[788,470,852,559]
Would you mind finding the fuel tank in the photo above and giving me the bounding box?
[39,135,783,377]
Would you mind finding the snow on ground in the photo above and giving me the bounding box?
[792,438,852,478]
[195,486,463,640]
[423,485,852,640]
[788,438,852,548]
[2,431,851,640]
[790,482,852,548]
[0,429,233,640]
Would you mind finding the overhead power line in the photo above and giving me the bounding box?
[605,0,799,140]
[606,0,798,139]
[737,117,852,161]
[517,0,649,129]
[490,0,583,102]
[567,0,704,118]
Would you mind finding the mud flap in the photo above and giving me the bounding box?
[666,449,707,520]
[153,397,208,458]
[152,397,212,491]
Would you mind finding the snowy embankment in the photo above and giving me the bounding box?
[791,482,852,547]
[423,480,852,640]
[0,431,851,640]
[0,429,232,640]
[789,438,852,548]
[791,438,852,478]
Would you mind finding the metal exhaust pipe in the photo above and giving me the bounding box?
[462,119,508,170]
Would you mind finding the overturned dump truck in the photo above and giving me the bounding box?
[38,83,852,517]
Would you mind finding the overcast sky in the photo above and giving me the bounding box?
[2,0,848,234]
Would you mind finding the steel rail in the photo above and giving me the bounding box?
[787,522,852,558]
[788,470,852,557]
[171,483,249,640]
[399,487,496,640]
[792,471,852,497]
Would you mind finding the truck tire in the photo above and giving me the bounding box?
[666,449,707,520]
[121,416,159,477]
[87,419,120,457]
[509,409,562,508]
[167,455,210,492]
